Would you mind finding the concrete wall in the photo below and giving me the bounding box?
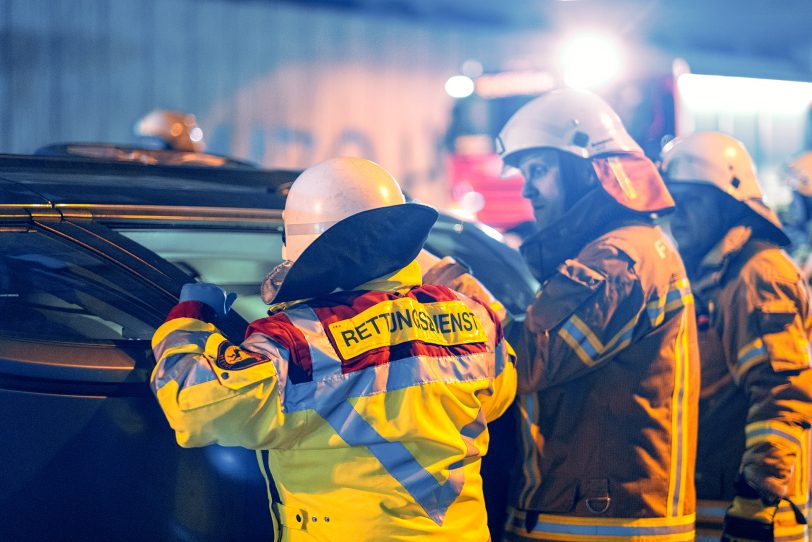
[3,0,811,204]
[0,0,513,202]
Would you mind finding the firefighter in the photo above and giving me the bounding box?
[496,88,700,541]
[135,109,206,152]
[150,157,517,541]
[660,132,812,542]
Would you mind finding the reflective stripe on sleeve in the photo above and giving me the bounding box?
[667,310,691,517]
[504,508,696,541]
[798,431,810,505]
[495,337,515,377]
[557,314,636,367]
[152,317,215,359]
[647,279,694,328]
[736,338,769,377]
[516,394,542,507]
[745,420,810,519]
[745,420,805,450]
[696,500,727,523]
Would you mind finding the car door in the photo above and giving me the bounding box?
[0,188,273,541]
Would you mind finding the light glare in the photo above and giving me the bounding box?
[677,74,812,115]
[190,127,204,142]
[445,75,475,99]
[560,33,622,89]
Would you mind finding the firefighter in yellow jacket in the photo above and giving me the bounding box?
[660,132,812,542]
[150,157,517,541]
[496,88,700,541]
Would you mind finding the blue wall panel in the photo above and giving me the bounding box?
[0,0,515,198]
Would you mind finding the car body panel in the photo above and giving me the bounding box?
[0,153,534,540]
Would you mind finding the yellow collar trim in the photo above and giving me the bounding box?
[356,259,423,292]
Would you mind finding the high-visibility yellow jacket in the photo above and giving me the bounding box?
[507,220,700,542]
[692,226,812,540]
[151,262,517,542]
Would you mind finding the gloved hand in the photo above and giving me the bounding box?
[179,283,237,318]
[721,475,806,542]
[261,260,294,304]
[722,495,778,542]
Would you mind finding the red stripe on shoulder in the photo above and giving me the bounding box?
[309,290,395,326]
[407,284,459,303]
[165,301,216,323]
[247,314,313,384]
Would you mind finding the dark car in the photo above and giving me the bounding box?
[0,153,536,541]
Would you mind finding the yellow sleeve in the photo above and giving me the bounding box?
[151,316,288,449]
[723,265,812,499]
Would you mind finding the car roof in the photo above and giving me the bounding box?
[0,153,296,209]
[0,151,538,317]
[35,142,260,169]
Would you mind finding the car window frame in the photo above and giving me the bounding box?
[0,208,252,388]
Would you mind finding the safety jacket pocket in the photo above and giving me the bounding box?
[214,360,278,391]
[533,259,605,331]
[176,360,278,412]
[756,301,811,373]
[175,340,278,411]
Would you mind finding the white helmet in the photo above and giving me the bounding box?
[786,152,812,197]
[496,87,643,165]
[660,131,788,244]
[660,132,762,200]
[135,110,205,152]
[283,157,406,261]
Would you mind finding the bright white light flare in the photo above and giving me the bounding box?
[560,32,622,90]
[445,75,475,98]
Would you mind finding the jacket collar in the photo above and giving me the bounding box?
[355,259,422,292]
[269,203,437,304]
[692,225,752,293]
[520,188,647,282]
[267,259,423,314]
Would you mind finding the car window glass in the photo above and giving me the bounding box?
[119,223,536,320]
[0,232,164,341]
[118,229,283,322]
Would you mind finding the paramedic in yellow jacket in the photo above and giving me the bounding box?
[150,157,517,542]
[496,88,700,541]
[661,132,812,542]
